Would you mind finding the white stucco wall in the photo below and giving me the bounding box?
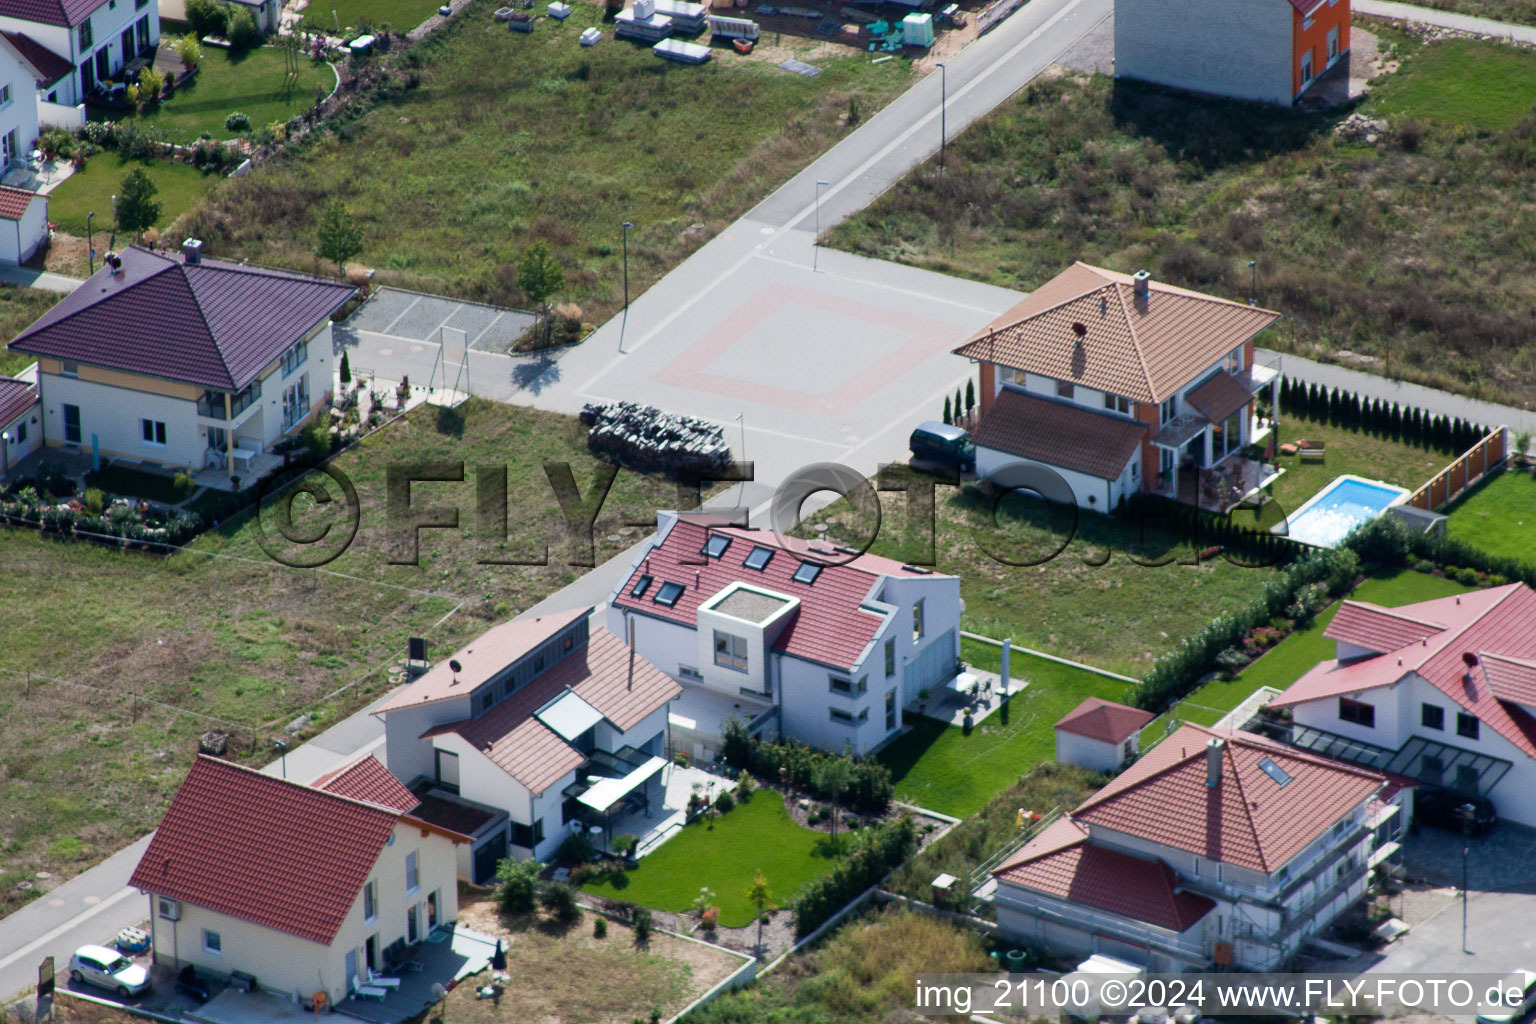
[1114,0,1294,105]
[38,372,204,467]
[977,447,1124,513]
[1,389,41,470]
[1054,731,1126,773]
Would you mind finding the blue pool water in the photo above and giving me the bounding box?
[1284,477,1410,548]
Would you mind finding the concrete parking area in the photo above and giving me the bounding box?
[341,288,539,357]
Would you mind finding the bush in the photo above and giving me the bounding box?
[559,831,596,863]
[225,111,252,133]
[1346,515,1412,568]
[633,907,653,943]
[539,882,581,923]
[172,472,195,496]
[185,0,227,37]
[302,422,330,459]
[791,816,915,936]
[1215,647,1251,674]
[495,857,540,915]
[1414,559,1436,574]
[714,789,735,814]
[227,8,262,50]
[720,718,893,814]
[83,487,105,515]
[37,461,74,499]
[593,916,607,939]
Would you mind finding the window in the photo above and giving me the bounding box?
[1226,347,1243,373]
[1327,26,1339,59]
[511,818,545,849]
[1300,49,1315,84]
[63,404,81,445]
[792,562,822,585]
[829,707,868,725]
[202,930,222,955]
[61,360,78,377]
[886,690,896,730]
[1456,764,1480,793]
[363,880,377,923]
[282,376,310,430]
[1055,380,1075,400]
[701,534,731,559]
[912,599,925,643]
[884,638,895,677]
[1339,697,1374,728]
[829,676,865,697]
[1160,395,1178,424]
[405,851,419,894]
[281,339,308,377]
[1421,703,1445,731]
[140,419,166,446]
[78,21,92,48]
[1457,712,1480,740]
[1303,15,1315,28]
[135,13,149,46]
[474,688,493,715]
[744,545,773,571]
[654,581,684,607]
[631,574,652,598]
[714,630,748,672]
[1102,393,1132,415]
[1421,754,1444,785]
[406,906,419,944]
[998,366,1017,386]
[0,84,11,109]
[678,664,702,681]
[1257,757,1292,786]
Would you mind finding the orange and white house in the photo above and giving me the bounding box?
[1114,0,1350,106]
[953,263,1282,512]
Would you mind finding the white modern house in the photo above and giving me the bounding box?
[5,242,353,485]
[0,31,40,170]
[606,511,963,759]
[0,0,159,107]
[953,263,1283,512]
[992,724,1392,972]
[374,608,681,871]
[1270,583,1536,828]
[129,755,464,1007]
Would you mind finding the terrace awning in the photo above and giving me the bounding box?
[577,756,667,814]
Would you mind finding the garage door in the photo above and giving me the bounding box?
[907,629,957,704]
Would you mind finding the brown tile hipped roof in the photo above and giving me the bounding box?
[993,817,1216,932]
[973,388,1147,481]
[1073,724,1383,874]
[954,263,1280,404]
[1325,600,1445,654]
[1,31,72,83]
[128,757,403,945]
[0,185,41,220]
[9,247,356,391]
[1055,697,1155,744]
[0,0,100,28]
[1186,371,1254,425]
[0,375,38,428]
[314,754,419,813]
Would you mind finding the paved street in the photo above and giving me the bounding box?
[1355,0,1536,42]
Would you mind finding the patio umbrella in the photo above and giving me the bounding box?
[491,939,506,972]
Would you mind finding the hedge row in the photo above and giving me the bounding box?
[720,717,893,815]
[1122,493,1303,567]
[790,815,915,936]
[1279,376,1488,454]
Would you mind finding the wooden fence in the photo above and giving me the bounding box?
[1407,426,1508,512]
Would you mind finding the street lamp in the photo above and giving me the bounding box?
[621,221,633,313]
[1459,801,1477,953]
[812,179,829,272]
[937,62,947,173]
[86,212,95,273]
[734,412,746,504]
[274,738,288,780]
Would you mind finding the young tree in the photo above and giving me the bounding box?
[174,33,203,71]
[954,387,964,424]
[314,199,363,276]
[517,241,565,343]
[115,167,161,240]
[814,758,854,840]
[745,870,773,949]
[942,394,952,425]
[965,378,975,416]
[339,350,351,386]
[494,856,540,914]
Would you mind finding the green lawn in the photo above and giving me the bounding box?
[102,47,336,143]
[307,0,441,33]
[48,155,214,236]
[876,639,1135,818]
[1140,568,1475,746]
[1446,467,1536,566]
[1366,38,1536,132]
[85,464,194,504]
[581,790,840,927]
[0,287,59,374]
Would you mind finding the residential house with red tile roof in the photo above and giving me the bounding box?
[0,0,158,108]
[5,242,354,486]
[374,607,681,869]
[1054,697,1155,773]
[607,511,962,758]
[0,182,47,265]
[990,724,1388,971]
[0,364,40,478]
[953,263,1283,512]
[1269,583,1536,828]
[129,755,465,1007]
[1113,0,1349,106]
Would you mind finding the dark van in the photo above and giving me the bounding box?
[909,421,975,473]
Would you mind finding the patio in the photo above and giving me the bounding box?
[907,665,1016,727]
[191,449,285,492]
[334,924,500,1024]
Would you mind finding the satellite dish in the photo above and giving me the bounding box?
[449,659,462,674]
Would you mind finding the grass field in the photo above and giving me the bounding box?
[0,400,678,916]
[48,155,215,236]
[101,47,337,143]
[0,287,59,374]
[1139,568,1475,746]
[877,639,1134,817]
[581,790,840,927]
[830,31,1536,408]
[1446,467,1536,565]
[183,0,912,325]
[311,0,441,33]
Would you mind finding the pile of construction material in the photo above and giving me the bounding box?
[581,401,733,476]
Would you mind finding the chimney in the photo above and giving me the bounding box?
[1132,270,1151,298]
[1205,736,1225,788]
[183,238,203,264]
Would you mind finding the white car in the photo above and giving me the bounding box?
[68,945,151,997]
[1477,970,1536,1024]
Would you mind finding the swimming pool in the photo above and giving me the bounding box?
[1279,475,1411,548]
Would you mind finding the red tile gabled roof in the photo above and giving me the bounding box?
[612,515,954,671]
[0,0,103,28]
[129,757,407,945]
[973,388,1147,481]
[418,625,680,795]
[1273,585,1536,760]
[1186,371,1253,425]
[1073,725,1382,874]
[1,31,72,84]
[1055,697,1155,744]
[0,185,41,220]
[8,247,355,391]
[954,263,1279,404]
[992,817,1216,932]
[0,374,38,429]
[1480,652,1536,709]
[1324,600,1445,654]
[314,754,419,813]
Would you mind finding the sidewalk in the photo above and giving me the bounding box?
[1355,0,1536,41]
[0,264,83,293]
